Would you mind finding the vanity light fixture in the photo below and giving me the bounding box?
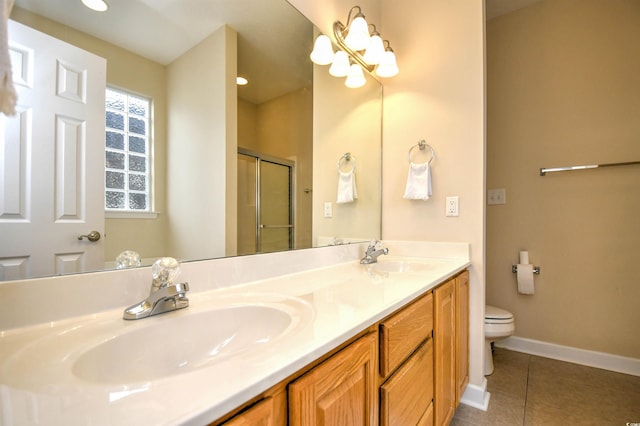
[309,5,399,89]
[236,77,248,86]
[81,0,108,12]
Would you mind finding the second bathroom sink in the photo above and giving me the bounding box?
[373,260,432,273]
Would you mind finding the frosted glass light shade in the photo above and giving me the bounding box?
[82,0,108,11]
[362,34,385,65]
[344,16,370,51]
[310,35,334,65]
[376,50,399,78]
[329,51,350,77]
[345,64,366,88]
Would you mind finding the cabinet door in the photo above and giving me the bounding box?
[288,333,378,426]
[380,338,433,426]
[434,279,456,426]
[456,271,470,403]
[221,391,285,426]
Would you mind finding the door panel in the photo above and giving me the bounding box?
[0,20,106,280]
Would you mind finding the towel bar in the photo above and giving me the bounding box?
[540,160,640,176]
[512,265,541,274]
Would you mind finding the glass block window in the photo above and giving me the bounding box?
[105,87,152,212]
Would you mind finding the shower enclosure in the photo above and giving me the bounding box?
[237,149,294,255]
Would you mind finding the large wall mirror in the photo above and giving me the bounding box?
[1,0,382,281]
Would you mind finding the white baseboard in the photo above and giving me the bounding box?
[459,378,490,411]
[495,336,640,377]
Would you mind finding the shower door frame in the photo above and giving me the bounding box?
[238,148,296,254]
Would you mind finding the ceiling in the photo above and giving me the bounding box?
[13,0,543,102]
[13,0,314,105]
[485,0,543,20]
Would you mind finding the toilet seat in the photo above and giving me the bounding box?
[485,305,514,324]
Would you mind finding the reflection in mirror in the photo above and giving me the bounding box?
[0,0,382,282]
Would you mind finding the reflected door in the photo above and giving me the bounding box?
[237,151,293,255]
[0,21,106,281]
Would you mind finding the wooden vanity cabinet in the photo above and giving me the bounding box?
[380,339,434,426]
[434,270,470,426]
[288,332,378,426]
[214,270,469,426]
[221,391,285,426]
[434,278,456,426]
[379,292,434,426]
[456,270,470,403]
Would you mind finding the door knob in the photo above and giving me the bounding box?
[78,230,101,242]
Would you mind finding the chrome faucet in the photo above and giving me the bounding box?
[360,241,389,264]
[123,257,189,320]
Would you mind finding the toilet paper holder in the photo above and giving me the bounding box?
[512,265,541,274]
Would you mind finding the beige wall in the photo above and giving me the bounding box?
[166,25,237,260]
[381,0,486,391]
[10,7,169,262]
[486,0,640,358]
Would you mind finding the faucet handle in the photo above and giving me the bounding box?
[152,257,181,288]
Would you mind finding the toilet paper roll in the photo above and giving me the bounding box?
[519,251,529,265]
[516,263,535,295]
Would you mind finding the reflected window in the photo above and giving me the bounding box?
[104,87,152,212]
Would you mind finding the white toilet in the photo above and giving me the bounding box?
[484,305,515,375]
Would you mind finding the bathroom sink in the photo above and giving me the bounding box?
[73,304,297,384]
[373,260,431,273]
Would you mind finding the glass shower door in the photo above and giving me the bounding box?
[237,151,293,255]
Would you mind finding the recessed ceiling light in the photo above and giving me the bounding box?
[82,0,108,12]
[236,77,248,86]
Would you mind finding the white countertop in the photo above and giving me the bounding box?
[0,254,469,425]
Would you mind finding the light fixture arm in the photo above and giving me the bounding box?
[346,6,364,27]
[333,20,374,73]
[383,39,394,52]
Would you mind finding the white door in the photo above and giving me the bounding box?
[0,20,106,281]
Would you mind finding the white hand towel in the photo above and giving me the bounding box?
[337,169,358,204]
[403,162,432,200]
[0,0,16,116]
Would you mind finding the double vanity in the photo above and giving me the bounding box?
[0,241,470,425]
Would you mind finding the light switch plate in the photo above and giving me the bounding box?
[488,188,506,205]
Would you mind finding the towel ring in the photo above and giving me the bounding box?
[407,140,435,164]
[337,152,356,173]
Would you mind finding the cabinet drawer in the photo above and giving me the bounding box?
[379,292,433,376]
[380,339,434,426]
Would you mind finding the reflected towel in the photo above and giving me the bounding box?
[403,162,432,200]
[0,0,16,116]
[337,169,358,204]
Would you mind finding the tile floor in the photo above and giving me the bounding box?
[452,347,640,426]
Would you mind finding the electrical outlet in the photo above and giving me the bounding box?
[446,196,459,217]
[488,188,506,205]
[324,202,333,218]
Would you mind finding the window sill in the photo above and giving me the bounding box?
[105,211,159,219]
